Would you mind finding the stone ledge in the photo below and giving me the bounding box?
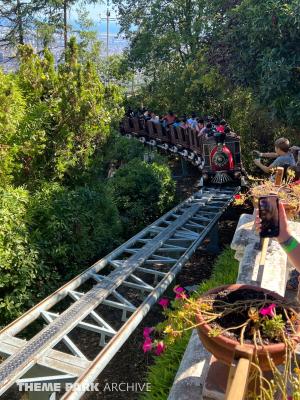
[231,213,257,261]
[167,330,210,400]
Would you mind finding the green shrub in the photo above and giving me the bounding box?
[28,182,121,280]
[104,134,146,167]
[0,69,25,185]
[109,158,176,237]
[0,186,38,325]
[86,133,146,181]
[141,248,239,400]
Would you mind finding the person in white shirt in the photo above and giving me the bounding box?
[149,112,160,124]
[196,118,205,135]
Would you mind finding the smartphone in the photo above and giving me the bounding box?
[258,195,280,238]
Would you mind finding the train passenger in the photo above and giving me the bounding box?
[163,111,176,127]
[143,110,151,120]
[254,137,296,174]
[149,112,160,124]
[196,119,205,136]
[216,119,226,133]
[172,117,181,128]
[202,122,215,138]
[180,118,189,129]
[187,113,198,129]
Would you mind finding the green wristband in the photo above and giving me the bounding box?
[281,237,299,254]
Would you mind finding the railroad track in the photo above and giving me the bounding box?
[0,186,239,399]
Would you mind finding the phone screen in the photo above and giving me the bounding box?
[258,196,280,238]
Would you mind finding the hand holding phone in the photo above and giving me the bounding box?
[258,195,280,238]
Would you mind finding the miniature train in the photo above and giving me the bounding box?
[120,117,244,184]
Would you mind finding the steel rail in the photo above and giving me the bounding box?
[61,190,238,400]
[0,186,239,399]
[0,188,213,339]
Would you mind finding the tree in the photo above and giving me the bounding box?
[0,0,32,47]
[14,40,124,187]
[57,0,100,50]
[113,0,208,71]
[28,182,121,278]
[73,7,102,65]
[208,0,300,126]
[0,0,61,49]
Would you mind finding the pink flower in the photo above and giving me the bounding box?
[173,285,185,294]
[143,327,154,338]
[143,337,153,353]
[155,341,166,356]
[260,303,276,317]
[175,292,188,300]
[174,286,187,300]
[234,194,241,200]
[287,396,293,400]
[158,298,169,309]
[292,180,300,186]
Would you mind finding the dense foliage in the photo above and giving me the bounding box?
[115,0,300,171]
[0,69,25,185]
[28,183,122,280]
[109,158,176,237]
[0,186,38,322]
[0,41,176,325]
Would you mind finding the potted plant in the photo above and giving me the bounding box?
[234,171,300,219]
[195,284,300,370]
[144,284,300,399]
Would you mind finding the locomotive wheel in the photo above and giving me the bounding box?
[188,152,195,161]
[179,149,189,158]
[160,143,169,150]
[194,156,202,166]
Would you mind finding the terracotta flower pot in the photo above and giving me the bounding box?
[195,284,300,371]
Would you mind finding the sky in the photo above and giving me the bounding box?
[69,1,120,35]
[70,1,118,21]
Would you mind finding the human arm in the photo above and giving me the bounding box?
[255,202,300,270]
[262,152,277,158]
[253,159,273,173]
[253,151,277,158]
